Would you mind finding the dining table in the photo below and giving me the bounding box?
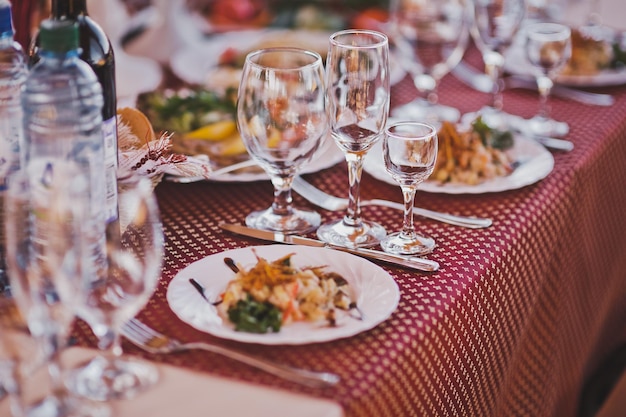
[63,20,626,417]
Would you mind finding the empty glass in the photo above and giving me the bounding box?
[381,122,438,255]
[317,29,390,248]
[389,0,471,124]
[66,173,164,401]
[524,22,571,137]
[237,47,327,234]
[5,167,109,417]
[471,0,526,128]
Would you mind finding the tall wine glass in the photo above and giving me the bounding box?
[237,47,327,234]
[390,0,471,124]
[524,22,571,136]
[66,173,164,401]
[317,29,390,248]
[381,122,438,255]
[471,0,526,128]
[5,167,109,417]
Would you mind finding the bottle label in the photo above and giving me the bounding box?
[102,116,118,224]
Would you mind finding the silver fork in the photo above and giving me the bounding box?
[292,176,492,229]
[121,318,340,388]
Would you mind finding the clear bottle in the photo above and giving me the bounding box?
[30,0,119,232]
[21,19,107,292]
[0,0,28,292]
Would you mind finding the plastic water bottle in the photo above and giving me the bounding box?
[30,0,119,234]
[21,19,107,289]
[0,0,27,292]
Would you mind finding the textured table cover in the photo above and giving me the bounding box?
[68,47,626,417]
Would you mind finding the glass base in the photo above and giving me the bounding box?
[392,100,460,126]
[26,394,110,417]
[381,231,435,255]
[245,207,320,235]
[67,355,158,402]
[316,218,386,248]
[526,115,569,137]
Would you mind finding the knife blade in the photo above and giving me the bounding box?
[219,223,440,272]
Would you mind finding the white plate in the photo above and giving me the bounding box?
[166,245,400,345]
[363,134,554,194]
[504,38,626,87]
[208,134,344,182]
[170,29,406,87]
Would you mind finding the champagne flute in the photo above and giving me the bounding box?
[524,22,571,137]
[237,47,327,234]
[5,167,109,417]
[389,0,471,124]
[381,122,438,255]
[317,29,390,248]
[471,0,526,128]
[66,173,164,401]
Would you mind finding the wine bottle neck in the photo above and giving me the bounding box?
[51,0,88,19]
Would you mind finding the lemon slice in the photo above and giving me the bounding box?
[185,120,237,141]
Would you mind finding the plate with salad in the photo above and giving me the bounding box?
[166,245,400,345]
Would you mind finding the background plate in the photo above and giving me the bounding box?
[363,135,554,194]
[167,245,400,345]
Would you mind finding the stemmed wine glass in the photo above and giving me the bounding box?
[316,29,390,248]
[381,122,438,255]
[471,0,526,128]
[524,22,571,136]
[4,167,110,417]
[237,47,327,234]
[66,172,164,401]
[389,0,471,125]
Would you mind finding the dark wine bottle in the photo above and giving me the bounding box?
[29,0,119,231]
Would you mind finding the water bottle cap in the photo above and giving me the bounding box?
[0,4,13,35]
[39,19,79,53]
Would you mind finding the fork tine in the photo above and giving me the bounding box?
[123,318,159,342]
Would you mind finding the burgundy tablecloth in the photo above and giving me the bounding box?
[73,49,626,417]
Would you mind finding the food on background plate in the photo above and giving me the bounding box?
[432,118,514,185]
[135,88,252,169]
[560,27,626,76]
[217,251,357,334]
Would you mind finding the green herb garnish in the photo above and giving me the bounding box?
[471,116,514,150]
[227,295,283,334]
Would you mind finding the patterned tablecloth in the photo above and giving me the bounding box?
[72,47,626,417]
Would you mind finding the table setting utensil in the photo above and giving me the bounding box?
[523,22,572,137]
[452,60,615,106]
[291,176,492,228]
[388,0,471,124]
[316,29,391,248]
[236,47,328,234]
[219,223,440,272]
[380,122,439,255]
[121,318,340,388]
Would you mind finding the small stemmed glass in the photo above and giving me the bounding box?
[389,0,471,125]
[67,173,164,401]
[381,122,438,255]
[317,29,390,248]
[237,47,327,234]
[471,0,526,128]
[524,22,572,137]
[5,167,110,417]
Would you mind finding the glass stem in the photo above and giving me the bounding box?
[43,331,68,400]
[270,176,294,216]
[536,74,553,120]
[97,326,123,361]
[400,185,417,237]
[412,73,438,105]
[483,51,505,111]
[343,152,364,227]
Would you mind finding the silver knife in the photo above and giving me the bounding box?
[219,223,440,272]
